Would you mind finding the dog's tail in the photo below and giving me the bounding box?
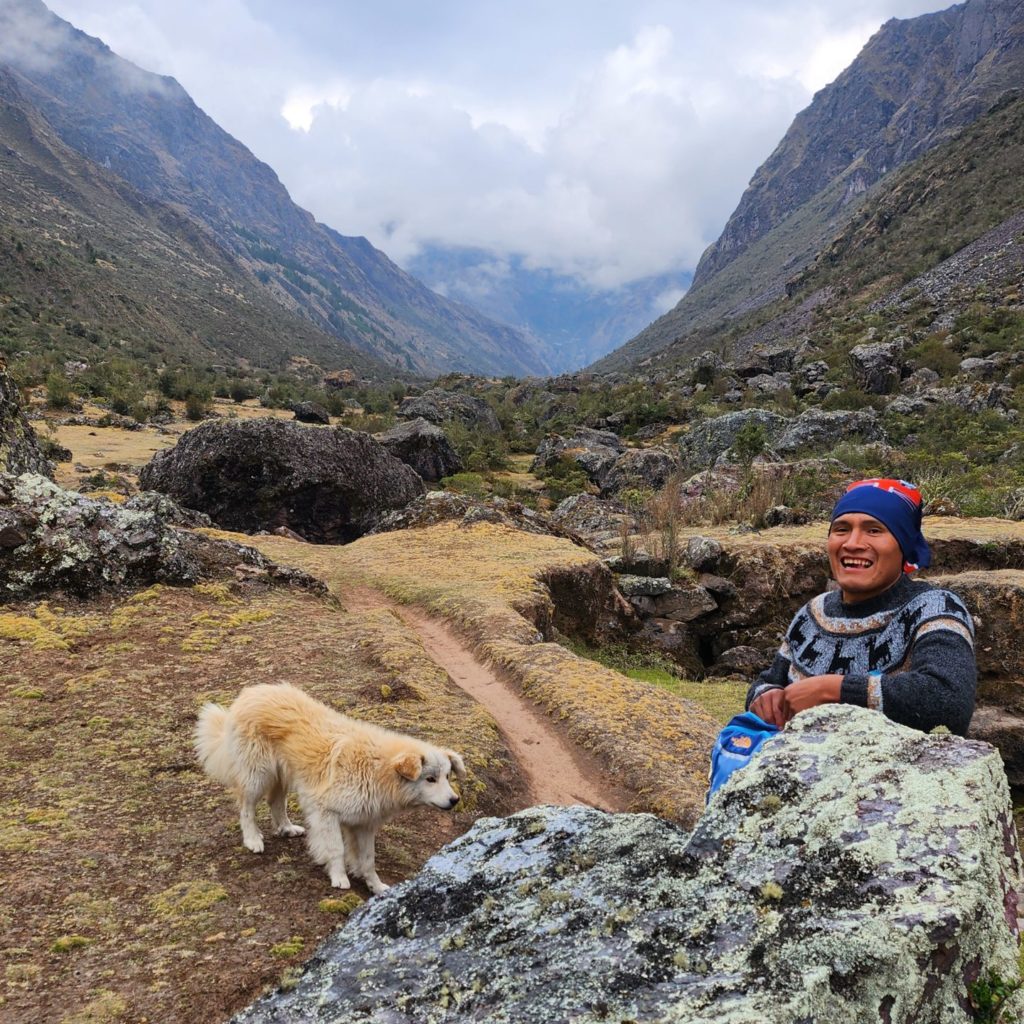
[194,702,235,787]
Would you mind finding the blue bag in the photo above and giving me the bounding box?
[707,711,780,802]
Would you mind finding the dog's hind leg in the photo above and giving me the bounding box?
[238,785,265,854]
[268,775,305,839]
[349,826,388,895]
[304,805,349,888]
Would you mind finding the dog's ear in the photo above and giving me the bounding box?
[446,750,467,782]
[393,752,423,781]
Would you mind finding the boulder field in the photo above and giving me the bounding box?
[235,706,1022,1024]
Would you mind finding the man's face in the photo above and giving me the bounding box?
[827,512,904,603]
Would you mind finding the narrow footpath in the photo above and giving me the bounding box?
[342,586,629,812]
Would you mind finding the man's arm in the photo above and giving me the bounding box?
[839,627,976,735]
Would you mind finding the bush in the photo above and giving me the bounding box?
[185,392,210,421]
[45,371,73,409]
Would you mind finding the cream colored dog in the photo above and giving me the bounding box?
[195,682,466,895]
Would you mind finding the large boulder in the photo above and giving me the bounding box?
[531,427,625,489]
[600,447,680,497]
[138,420,423,543]
[235,706,1022,1024]
[849,339,906,394]
[679,410,788,472]
[0,473,319,600]
[775,408,884,453]
[373,417,463,482]
[0,357,52,478]
[397,389,501,433]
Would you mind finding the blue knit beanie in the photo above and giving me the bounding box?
[829,478,931,572]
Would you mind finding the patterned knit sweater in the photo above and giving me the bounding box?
[745,575,976,735]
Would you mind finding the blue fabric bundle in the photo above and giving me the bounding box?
[706,711,781,802]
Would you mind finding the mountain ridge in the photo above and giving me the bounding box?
[0,0,550,377]
[599,0,1024,374]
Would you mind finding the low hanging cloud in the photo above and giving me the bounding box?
[44,0,945,291]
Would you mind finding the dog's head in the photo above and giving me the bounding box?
[392,748,467,810]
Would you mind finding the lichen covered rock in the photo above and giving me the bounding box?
[0,473,320,599]
[138,419,424,543]
[0,356,52,478]
[235,706,1022,1024]
[374,416,463,482]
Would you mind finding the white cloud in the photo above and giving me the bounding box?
[42,0,949,289]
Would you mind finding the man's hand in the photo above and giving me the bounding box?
[779,675,843,721]
[749,687,787,727]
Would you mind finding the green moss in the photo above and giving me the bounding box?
[271,935,305,958]
[759,881,784,902]
[151,880,229,920]
[50,934,93,953]
[318,894,364,915]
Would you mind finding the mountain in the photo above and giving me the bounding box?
[0,65,400,378]
[597,0,1024,373]
[406,245,692,373]
[0,0,550,378]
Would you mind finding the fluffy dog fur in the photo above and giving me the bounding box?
[195,682,466,894]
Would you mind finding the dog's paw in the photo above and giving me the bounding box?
[277,824,306,838]
[243,835,265,854]
[369,881,390,896]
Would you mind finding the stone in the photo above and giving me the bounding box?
[599,447,680,497]
[292,401,331,425]
[138,419,423,544]
[713,644,771,676]
[679,410,789,473]
[616,574,673,598]
[0,473,321,600]
[397,389,501,433]
[374,417,463,482]
[650,582,718,621]
[775,408,884,454]
[531,428,625,489]
[0,356,52,478]
[690,349,725,384]
[959,357,999,380]
[849,339,906,394]
[685,535,724,572]
[235,706,1023,1024]
[745,372,792,395]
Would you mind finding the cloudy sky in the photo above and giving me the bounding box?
[46,0,945,293]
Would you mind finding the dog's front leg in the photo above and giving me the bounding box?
[304,805,349,888]
[350,826,388,895]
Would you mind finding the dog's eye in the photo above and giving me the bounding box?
[424,775,437,784]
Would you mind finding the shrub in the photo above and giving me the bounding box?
[45,371,73,409]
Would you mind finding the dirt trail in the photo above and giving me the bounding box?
[343,587,628,812]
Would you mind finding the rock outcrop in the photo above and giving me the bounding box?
[531,427,625,490]
[0,357,52,478]
[374,417,463,482]
[138,419,424,543]
[235,706,1022,1024]
[0,473,320,600]
[397,389,502,433]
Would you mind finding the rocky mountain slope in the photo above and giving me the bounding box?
[0,67,393,379]
[0,0,549,377]
[598,0,1024,372]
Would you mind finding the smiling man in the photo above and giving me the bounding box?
[746,478,977,735]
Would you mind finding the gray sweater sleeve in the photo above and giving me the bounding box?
[745,652,789,710]
[839,629,976,736]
